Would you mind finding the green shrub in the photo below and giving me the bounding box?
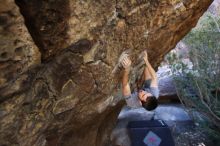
[166,11,220,142]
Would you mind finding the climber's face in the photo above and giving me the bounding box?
[138,90,152,102]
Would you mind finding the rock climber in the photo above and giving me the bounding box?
[121,51,159,110]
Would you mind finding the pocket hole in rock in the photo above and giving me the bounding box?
[15,47,23,53]
[1,52,8,59]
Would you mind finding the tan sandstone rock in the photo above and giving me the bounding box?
[0,0,213,146]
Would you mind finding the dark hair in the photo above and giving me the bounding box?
[141,96,158,111]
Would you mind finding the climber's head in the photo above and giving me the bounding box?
[138,90,158,111]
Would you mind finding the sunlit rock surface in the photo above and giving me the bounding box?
[157,66,177,99]
[0,0,213,146]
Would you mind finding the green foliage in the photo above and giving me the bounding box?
[166,11,220,142]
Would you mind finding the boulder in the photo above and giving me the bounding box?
[0,0,213,146]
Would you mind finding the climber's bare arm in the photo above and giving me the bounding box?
[143,51,158,87]
[121,56,132,97]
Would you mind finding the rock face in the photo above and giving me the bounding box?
[0,0,41,100]
[0,0,213,146]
